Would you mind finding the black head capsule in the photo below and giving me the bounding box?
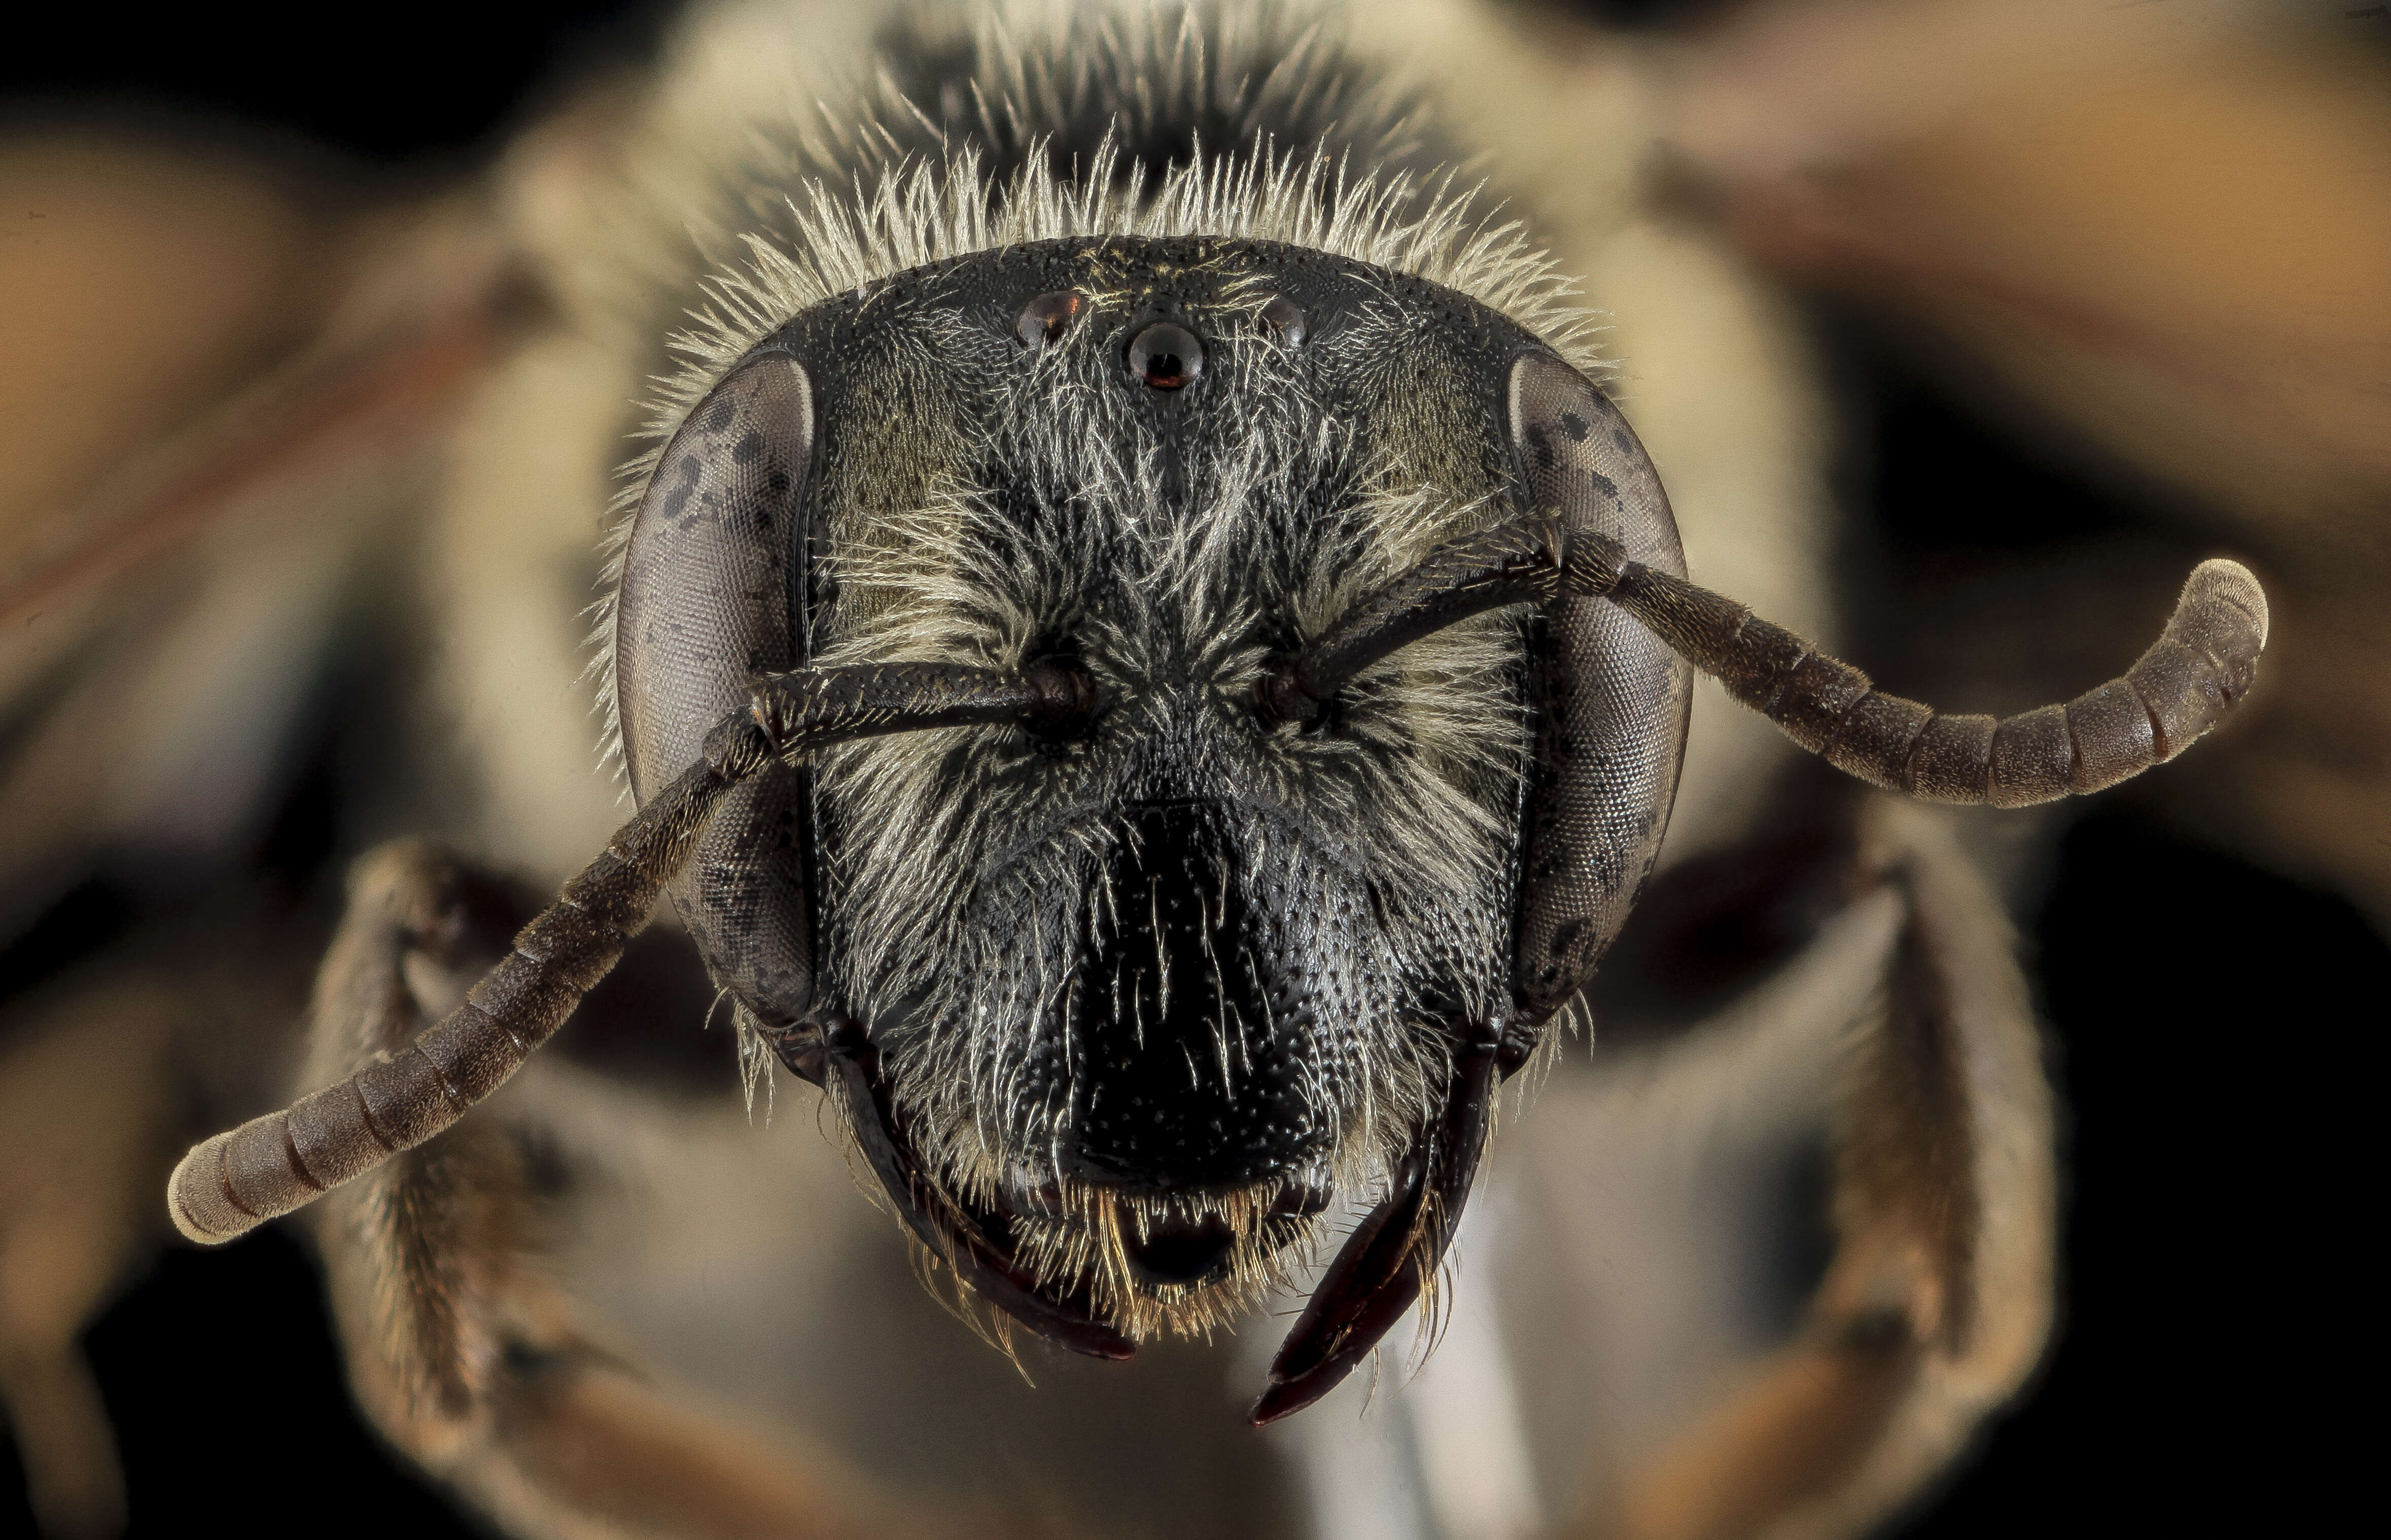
[1128,321,1204,390]
[1260,295,1307,348]
[1017,291,1085,349]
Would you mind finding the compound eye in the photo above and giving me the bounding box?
[1260,295,1307,348]
[1017,291,1085,349]
[1129,321,1204,390]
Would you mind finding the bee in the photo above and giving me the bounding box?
[5,2,2333,1537]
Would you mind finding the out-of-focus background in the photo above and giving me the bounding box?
[3,1,2382,1535]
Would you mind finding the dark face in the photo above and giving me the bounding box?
[613,236,1686,1345]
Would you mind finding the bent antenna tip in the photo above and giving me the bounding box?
[2183,558,2269,650]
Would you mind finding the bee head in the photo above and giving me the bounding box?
[611,233,1686,1382]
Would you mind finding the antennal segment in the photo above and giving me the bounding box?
[167,658,1095,1245]
[167,711,774,1245]
[1256,519,2266,809]
[1592,551,2269,806]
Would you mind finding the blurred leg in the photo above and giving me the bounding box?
[1577,801,2055,1540]
[298,840,938,1540]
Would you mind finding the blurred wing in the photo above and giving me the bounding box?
[0,134,519,943]
[1660,0,2391,929]
[0,133,515,1540]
